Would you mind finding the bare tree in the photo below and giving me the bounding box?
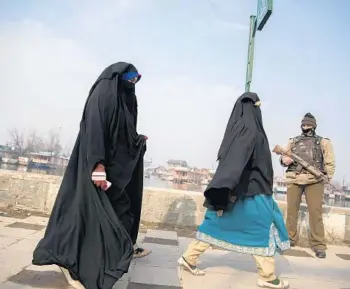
[46,128,62,156]
[8,128,25,154]
[25,130,45,153]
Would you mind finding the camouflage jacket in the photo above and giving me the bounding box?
[280,136,335,185]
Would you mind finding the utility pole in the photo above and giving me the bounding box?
[245,0,273,92]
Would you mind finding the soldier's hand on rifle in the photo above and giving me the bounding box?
[324,173,331,182]
[282,156,293,166]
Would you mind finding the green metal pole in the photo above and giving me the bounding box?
[245,15,257,92]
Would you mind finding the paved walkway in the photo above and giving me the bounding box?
[0,214,350,289]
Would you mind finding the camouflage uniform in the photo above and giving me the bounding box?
[280,113,335,257]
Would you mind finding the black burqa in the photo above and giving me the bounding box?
[32,62,146,289]
[204,92,274,211]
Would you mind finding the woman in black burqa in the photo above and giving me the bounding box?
[178,92,291,289]
[32,62,149,289]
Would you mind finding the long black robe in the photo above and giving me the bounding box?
[32,62,146,289]
[204,92,274,211]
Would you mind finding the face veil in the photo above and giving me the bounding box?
[204,92,273,210]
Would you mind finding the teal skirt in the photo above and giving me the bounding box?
[196,194,290,256]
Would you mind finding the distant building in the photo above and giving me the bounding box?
[0,145,13,155]
[18,157,29,166]
[167,159,188,168]
[28,152,69,168]
[169,167,190,183]
[187,168,202,184]
[154,166,167,175]
[0,145,19,164]
[273,177,287,194]
[343,186,350,200]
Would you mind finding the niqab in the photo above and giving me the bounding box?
[32,62,146,289]
[204,92,273,211]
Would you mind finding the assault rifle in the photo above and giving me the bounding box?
[272,145,340,192]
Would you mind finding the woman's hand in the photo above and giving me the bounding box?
[92,163,107,188]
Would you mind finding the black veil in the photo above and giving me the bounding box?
[32,62,146,289]
[204,92,270,210]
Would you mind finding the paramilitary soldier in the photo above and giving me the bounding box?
[280,113,335,258]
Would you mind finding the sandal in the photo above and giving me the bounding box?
[177,256,205,276]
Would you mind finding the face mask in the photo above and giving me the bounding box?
[122,80,136,89]
[302,127,315,135]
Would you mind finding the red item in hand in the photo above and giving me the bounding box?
[102,181,112,191]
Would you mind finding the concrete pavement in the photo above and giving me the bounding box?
[0,214,350,289]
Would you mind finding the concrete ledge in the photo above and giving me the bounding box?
[1,170,350,246]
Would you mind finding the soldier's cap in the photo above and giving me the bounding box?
[301,112,317,127]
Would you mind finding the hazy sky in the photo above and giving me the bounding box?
[1,0,349,181]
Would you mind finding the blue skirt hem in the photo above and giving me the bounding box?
[196,224,290,257]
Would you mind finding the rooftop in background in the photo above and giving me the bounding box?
[28,152,69,160]
[0,145,13,152]
[167,159,188,168]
